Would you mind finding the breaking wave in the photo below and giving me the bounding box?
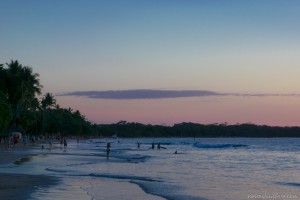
[87,173,162,182]
[276,182,300,187]
[193,143,247,149]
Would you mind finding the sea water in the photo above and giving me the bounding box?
[1,138,300,200]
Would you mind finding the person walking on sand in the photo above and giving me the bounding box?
[106,142,111,159]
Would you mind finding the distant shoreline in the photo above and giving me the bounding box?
[98,122,300,137]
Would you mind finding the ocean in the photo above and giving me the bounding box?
[1,138,300,200]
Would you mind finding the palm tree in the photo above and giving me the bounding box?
[41,93,56,110]
[0,64,6,93]
[5,60,42,131]
[41,93,56,134]
[0,91,12,133]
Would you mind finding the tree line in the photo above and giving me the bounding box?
[0,60,97,136]
[98,121,300,137]
[1,60,300,138]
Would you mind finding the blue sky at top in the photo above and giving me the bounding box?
[1,0,300,125]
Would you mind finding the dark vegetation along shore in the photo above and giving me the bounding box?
[1,60,300,138]
[99,121,300,137]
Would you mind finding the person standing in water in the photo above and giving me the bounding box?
[151,142,155,149]
[63,137,67,148]
[106,142,111,159]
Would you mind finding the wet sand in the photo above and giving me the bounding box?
[0,173,58,200]
[0,143,58,200]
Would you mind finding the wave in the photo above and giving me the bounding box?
[87,173,162,182]
[86,173,206,200]
[112,154,152,163]
[193,143,247,149]
[14,156,34,165]
[66,162,95,167]
[131,180,208,200]
[142,142,173,146]
[276,182,300,187]
[45,168,68,173]
[126,156,150,163]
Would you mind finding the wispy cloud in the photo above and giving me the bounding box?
[60,90,224,99]
[59,89,300,100]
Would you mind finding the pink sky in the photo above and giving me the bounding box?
[56,95,300,126]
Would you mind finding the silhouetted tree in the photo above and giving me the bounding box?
[3,60,42,131]
[0,91,12,133]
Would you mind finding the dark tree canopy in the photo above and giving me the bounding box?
[0,60,96,136]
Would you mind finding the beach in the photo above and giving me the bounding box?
[0,138,299,200]
[0,140,168,200]
[0,143,58,200]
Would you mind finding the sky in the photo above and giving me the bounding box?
[1,0,300,126]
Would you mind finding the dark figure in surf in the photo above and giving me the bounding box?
[137,142,140,149]
[106,142,111,159]
[158,143,161,150]
[151,142,155,149]
[63,138,67,148]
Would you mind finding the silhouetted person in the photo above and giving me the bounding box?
[63,138,67,148]
[151,142,155,149]
[158,143,161,150]
[137,142,140,149]
[106,142,111,159]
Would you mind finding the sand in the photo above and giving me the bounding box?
[0,143,58,200]
[0,173,58,200]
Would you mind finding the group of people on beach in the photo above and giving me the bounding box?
[0,133,23,148]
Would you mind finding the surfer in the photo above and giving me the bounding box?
[137,142,140,149]
[158,143,161,149]
[151,142,155,149]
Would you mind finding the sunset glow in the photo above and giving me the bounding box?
[1,0,300,126]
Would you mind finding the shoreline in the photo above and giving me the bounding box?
[0,143,59,200]
[0,142,44,164]
[0,173,58,200]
